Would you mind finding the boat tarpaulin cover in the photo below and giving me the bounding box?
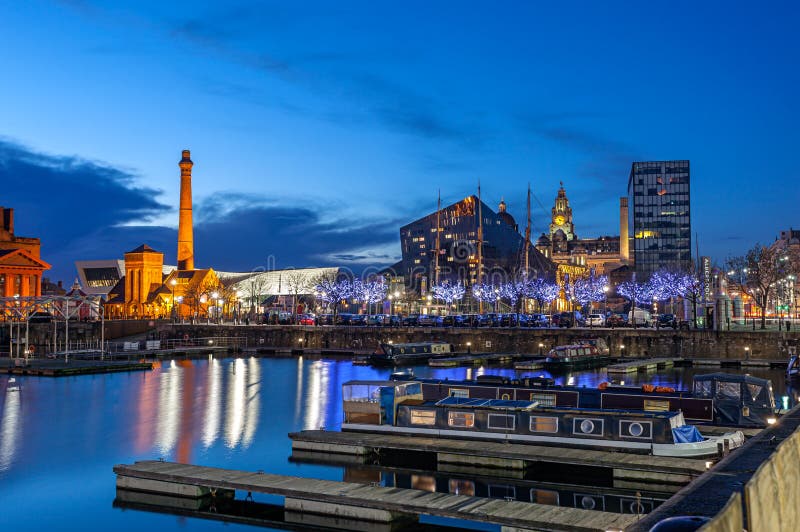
[672,425,703,443]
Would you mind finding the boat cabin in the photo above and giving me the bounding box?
[342,380,423,425]
[692,373,776,427]
[381,342,452,356]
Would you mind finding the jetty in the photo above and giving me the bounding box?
[428,352,526,367]
[113,460,637,531]
[1,357,152,377]
[290,430,708,485]
[607,357,679,375]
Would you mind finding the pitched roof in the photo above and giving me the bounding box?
[0,248,52,269]
[127,244,160,254]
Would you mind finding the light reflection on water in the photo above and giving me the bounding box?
[0,357,796,531]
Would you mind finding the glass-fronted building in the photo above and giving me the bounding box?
[628,160,691,279]
[399,196,554,293]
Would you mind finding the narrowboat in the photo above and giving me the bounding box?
[367,342,454,366]
[395,372,778,428]
[341,380,745,458]
[544,343,612,371]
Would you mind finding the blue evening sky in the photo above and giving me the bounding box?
[1,1,798,280]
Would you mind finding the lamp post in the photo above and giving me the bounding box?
[466,341,472,354]
[211,291,219,323]
[620,344,625,358]
[170,279,177,321]
[388,295,394,316]
[538,342,544,356]
[394,290,400,317]
[603,285,609,318]
[744,346,750,361]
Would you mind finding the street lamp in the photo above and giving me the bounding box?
[744,346,750,361]
[170,279,177,321]
[211,291,219,322]
[620,344,626,357]
[603,285,609,317]
[388,294,394,316]
[538,342,544,356]
[466,341,472,354]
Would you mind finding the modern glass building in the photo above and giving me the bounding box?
[628,160,691,279]
[399,196,554,293]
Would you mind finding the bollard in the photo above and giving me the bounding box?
[723,438,730,456]
[717,441,724,458]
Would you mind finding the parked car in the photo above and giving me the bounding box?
[317,314,334,325]
[657,314,678,329]
[553,311,584,328]
[485,313,502,327]
[336,313,354,325]
[417,314,435,326]
[586,313,606,327]
[606,313,628,327]
[349,314,368,326]
[459,314,478,327]
[386,315,401,327]
[628,307,653,327]
[402,314,420,326]
[527,314,550,327]
[298,314,316,325]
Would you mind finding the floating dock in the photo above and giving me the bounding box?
[114,460,638,531]
[2,358,152,377]
[607,358,679,375]
[290,430,708,485]
[428,352,526,367]
[513,358,545,370]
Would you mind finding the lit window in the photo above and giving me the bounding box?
[530,416,558,433]
[410,409,437,426]
[449,388,469,398]
[448,411,475,428]
[530,393,556,406]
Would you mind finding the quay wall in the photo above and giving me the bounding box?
[154,324,799,360]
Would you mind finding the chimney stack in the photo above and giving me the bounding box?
[619,197,629,262]
[1,207,13,235]
[177,150,194,271]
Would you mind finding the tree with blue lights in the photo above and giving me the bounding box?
[314,276,352,321]
[524,278,560,314]
[572,275,609,313]
[433,282,466,308]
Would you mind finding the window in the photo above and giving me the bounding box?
[501,393,510,400]
[449,388,469,398]
[410,409,437,426]
[529,416,558,433]
[530,392,556,406]
[448,411,475,428]
[643,399,670,412]
[716,382,741,400]
[487,414,515,430]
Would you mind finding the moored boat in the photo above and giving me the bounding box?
[367,342,454,366]
[544,343,611,371]
[341,380,745,458]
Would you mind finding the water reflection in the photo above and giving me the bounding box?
[0,381,21,472]
[155,360,182,456]
[202,357,221,448]
[302,360,330,430]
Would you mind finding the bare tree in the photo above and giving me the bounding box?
[243,272,268,318]
[284,269,311,321]
[726,242,799,329]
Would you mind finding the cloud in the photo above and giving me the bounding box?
[0,139,402,279]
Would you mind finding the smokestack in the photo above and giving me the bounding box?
[619,197,629,262]
[177,150,194,271]
[1,207,13,234]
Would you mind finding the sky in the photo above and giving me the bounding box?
[1,0,798,281]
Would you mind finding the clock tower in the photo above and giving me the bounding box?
[549,182,575,241]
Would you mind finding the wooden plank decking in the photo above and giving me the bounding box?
[289,430,708,478]
[114,460,638,531]
[607,358,678,375]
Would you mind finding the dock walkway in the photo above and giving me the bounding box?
[114,460,637,531]
[1,357,152,376]
[607,358,679,375]
[428,352,527,367]
[290,430,708,484]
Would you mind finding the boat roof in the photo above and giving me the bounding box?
[343,380,418,387]
[694,373,771,385]
[435,397,539,410]
[384,342,449,347]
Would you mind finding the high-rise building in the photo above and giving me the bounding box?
[628,160,691,278]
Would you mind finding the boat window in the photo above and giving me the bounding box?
[747,383,762,402]
[449,479,475,496]
[530,489,559,506]
[693,381,712,398]
[410,409,437,426]
[716,382,741,400]
[501,393,511,400]
[449,388,469,398]
[643,399,670,412]
[530,392,556,406]
[530,416,558,433]
[343,384,381,402]
[448,411,475,428]
[488,414,515,430]
[488,485,516,499]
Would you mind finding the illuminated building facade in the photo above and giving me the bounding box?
[535,184,630,276]
[628,160,692,278]
[399,195,554,293]
[0,207,50,297]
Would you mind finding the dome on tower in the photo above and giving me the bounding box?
[536,233,551,246]
[497,199,517,229]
